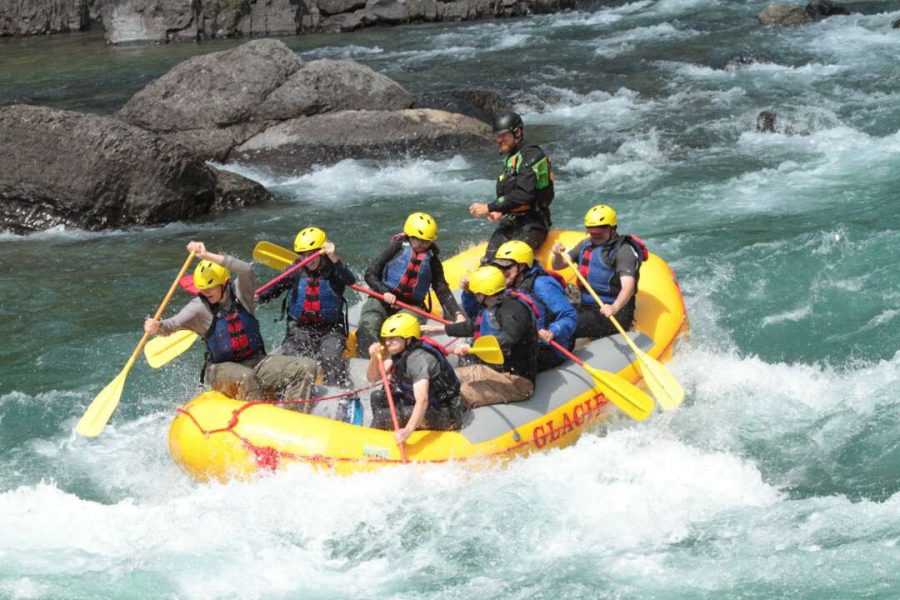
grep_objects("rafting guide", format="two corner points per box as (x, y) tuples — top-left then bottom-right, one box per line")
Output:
(469, 111), (555, 263)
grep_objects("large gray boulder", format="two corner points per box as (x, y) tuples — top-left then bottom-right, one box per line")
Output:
(0, 0), (87, 35)
(211, 167), (272, 212)
(413, 89), (511, 125)
(0, 105), (269, 234)
(118, 40), (414, 159)
(255, 58), (414, 120)
(117, 39), (303, 132)
(232, 108), (492, 173)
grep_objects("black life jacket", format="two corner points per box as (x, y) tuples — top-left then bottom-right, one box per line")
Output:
(392, 338), (461, 409)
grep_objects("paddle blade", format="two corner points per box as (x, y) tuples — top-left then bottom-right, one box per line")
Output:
(469, 335), (504, 365)
(144, 330), (199, 368)
(585, 365), (655, 421)
(637, 351), (685, 410)
(179, 274), (199, 295)
(75, 370), (127, 437)
(253, 241), (297, 270)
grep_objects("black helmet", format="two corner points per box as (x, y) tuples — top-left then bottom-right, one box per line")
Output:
(493, 111), (524, 135)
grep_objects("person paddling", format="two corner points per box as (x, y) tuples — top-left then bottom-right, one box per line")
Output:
(144, 241), (316, 406)
(551, 204), (645, 339)
(365, 313), (465, 443)
(423, 265), (538, 408)
(357, 212), (466, 358)
(493, 240), (576, 371)
(256, 227), (356, 389)
(468, 111), (555, 263)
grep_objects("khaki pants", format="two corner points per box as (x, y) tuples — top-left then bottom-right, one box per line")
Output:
(206, 355), (317, 412)
(455, 364), (534, 409)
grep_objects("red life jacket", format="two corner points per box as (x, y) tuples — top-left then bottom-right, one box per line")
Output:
(299, 276), (322, 324)
(392, 251), (428, 300)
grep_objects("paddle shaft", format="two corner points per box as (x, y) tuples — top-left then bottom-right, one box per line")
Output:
(75, 251), (195, 437)
(132, 252), (197, 367)
(376, 356), (408, 463)
(255, 250), (324, 296)
(549, 339), (590, 367)
(349, 284), (451, 325)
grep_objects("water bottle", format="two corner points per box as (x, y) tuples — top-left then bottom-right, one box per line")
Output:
(336, 395), (363, 425)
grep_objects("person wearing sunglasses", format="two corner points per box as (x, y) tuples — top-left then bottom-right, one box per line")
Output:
(493, 240), (576, 371)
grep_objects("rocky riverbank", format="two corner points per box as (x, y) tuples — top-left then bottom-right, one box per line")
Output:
(0, 39), (496, 234)
(1, 0), (575, 44)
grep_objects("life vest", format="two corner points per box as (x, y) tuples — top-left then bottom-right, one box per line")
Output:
(287, 270), (343, 325)
(577, 235), (646, 305)
(474, 290), (540, 339)
(473, 292), (539, 379)
(496, 143), (555, 216)
(517, 266), (566, 330)
(392, 338), (461, 409)
(381, 235), (433, 304)
(202, 284), (266, 364)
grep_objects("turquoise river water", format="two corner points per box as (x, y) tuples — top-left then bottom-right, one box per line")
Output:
(2, 0), (900, 597)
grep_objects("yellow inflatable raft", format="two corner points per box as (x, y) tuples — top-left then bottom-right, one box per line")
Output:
(168, 230), (688, 481)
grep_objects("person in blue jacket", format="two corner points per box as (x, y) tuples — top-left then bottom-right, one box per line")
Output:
(257, 227), (356, 388)
(492, 240), (576, 371)
(424, 265), (538, 408)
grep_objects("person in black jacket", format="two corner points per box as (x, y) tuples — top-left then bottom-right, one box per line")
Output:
(356, 212), (465, 358)
(257, 227), (356, 388)
(423, 265), (538, 408)
(468, 111), (555, 263)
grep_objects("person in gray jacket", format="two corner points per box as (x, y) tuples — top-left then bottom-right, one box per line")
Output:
(144, 241), (316, 408)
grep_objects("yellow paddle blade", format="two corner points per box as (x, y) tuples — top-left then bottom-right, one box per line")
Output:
(469, 335), (503, 365)
(253, 241), (297, 270)
(583, 364), (655, 421)
(560, 250), (684, 411)
(75, 369), (128, 437)
(637, 350), (685, 410)
(144, 330), (199, 368)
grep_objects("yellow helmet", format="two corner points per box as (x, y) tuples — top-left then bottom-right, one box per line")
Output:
(494, 240), (534, 267)
(468, 265), (507, 296)
(380, 312), (421, 339)
(193, 260), (230, 290)
(403, 212), (438, 241)
(294, 227), (327, 253)
(584, 204), (618, 228)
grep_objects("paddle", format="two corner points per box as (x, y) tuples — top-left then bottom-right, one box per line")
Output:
(145, 249), (326, 368)
(75, 252), (196, 438)
(467, 335), (503, 365)
(253, 240), (297, 270)
(549, 340), (654, 421)
(256, 249), (324, 296)
(144, 329), (198, 368)
(375, 348), (408, 463)
(348, 284), (450, 326)
(560, 251), (684, 410)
